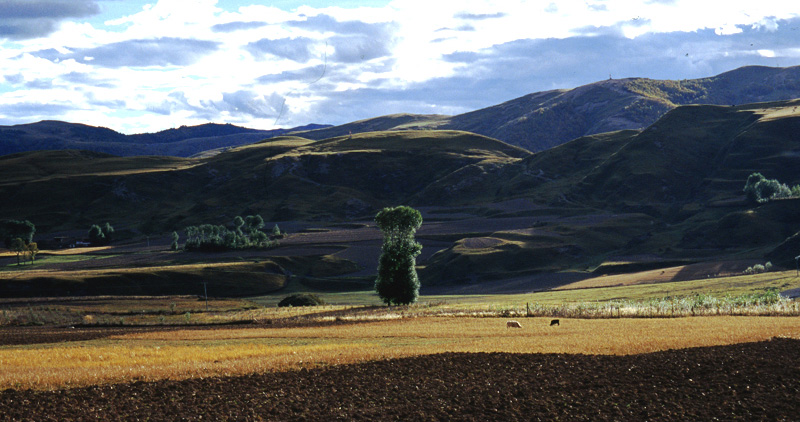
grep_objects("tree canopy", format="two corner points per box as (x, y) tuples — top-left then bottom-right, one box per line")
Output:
(743, 173), (795, 204)
(2, 220), (35, 249)
(374, 206), (423, 305)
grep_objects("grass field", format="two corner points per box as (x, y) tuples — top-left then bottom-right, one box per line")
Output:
(1, 316), (798, 391)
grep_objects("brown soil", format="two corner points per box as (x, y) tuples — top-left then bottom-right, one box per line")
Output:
(1, 338), (798, 421)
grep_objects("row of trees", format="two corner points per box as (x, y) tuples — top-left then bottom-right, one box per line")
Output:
(184, 215), (280, 252)
(743, 173), (800, 204)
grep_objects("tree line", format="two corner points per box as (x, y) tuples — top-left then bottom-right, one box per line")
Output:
(743, 172), (800, 204)
(184, 215), (280, 252)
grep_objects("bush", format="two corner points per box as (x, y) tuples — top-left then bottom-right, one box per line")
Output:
(278, 293), (326, 307)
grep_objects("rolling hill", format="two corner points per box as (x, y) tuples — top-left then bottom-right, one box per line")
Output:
(2, 98), (800, 286)
(0, 131), (529, 232)
(0, 121), (330, 157)
(296, 65), (800, 152)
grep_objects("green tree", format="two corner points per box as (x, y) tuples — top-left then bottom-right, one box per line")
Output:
(743, 172), (792, 203)
(88, 224), (105, 246)
(744, 173), (766, 203)
(170, 231), (180, 251)
(374, 206), (423, 305)
(245, 215), (265, 232)
(9, 238), (25, 265)
(271, 224), (281, 237)
(233, 216), (245, 235)
(102, 222), (115, 243)
(2, 220), (35, 249)
(25, 242), (38, 265)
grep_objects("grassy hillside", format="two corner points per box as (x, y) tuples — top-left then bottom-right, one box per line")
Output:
(0, 131), (529, 232)
(2, 101), (799, 286)
(297, 65), (800, 152)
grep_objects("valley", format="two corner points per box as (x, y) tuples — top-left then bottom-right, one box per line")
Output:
(1, 66), (800, 420)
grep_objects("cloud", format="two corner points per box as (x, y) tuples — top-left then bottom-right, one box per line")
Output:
(4, 74), (24, 84)
(216, 90), (286, 118)
(288, 13), (387, 36)
(454, 12), (507, 20)
(257, 65), (328, 84)
(24, 79), (54, 89)
(287, 14), (398, 63)
(329, 34), (394, 63)
(211, 21), (268, 33)
(0, 0), (100, 40)
(247, 37), (316, 62)
(29, 38), (220, 67)
(149, 90), (287, 121)
(61, 72), (116, 88)
(0, 102), (74, 120)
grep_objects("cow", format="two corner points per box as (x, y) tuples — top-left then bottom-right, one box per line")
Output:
(550, 319), (560, 326)
(506, 320), (523, 328)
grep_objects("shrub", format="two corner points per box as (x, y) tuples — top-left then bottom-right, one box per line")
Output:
(278, 293), (326, 307)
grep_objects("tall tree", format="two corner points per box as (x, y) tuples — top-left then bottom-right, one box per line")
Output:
(170, 231), (180, 251)
(9, 238), (25, 265)
(374, 206), (423, 305)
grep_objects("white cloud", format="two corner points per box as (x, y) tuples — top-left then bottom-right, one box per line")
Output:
(0, 0), (799, 134)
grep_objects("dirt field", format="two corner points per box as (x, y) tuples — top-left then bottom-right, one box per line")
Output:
(0, 338), (797, 421)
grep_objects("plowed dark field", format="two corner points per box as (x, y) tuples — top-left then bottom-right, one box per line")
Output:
(2, 338), (798, 421)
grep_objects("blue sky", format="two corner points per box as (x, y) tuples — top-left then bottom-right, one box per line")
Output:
(1, 0), (799, 134)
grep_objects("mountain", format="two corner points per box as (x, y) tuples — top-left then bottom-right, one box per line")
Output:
(2, 65), (798, 158)
(416, 98), (800, 283)
(2, 98), (799, 285)
(296, 65), (800, 152)
(0, 121), (331, 157)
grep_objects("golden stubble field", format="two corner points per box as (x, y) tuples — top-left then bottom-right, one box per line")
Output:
(2, 315), (799, 391)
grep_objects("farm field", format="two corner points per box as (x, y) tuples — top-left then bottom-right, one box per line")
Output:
(2, 204), (800, 419)
(1, 315), (799, 391)
(0, 319), (798, 420)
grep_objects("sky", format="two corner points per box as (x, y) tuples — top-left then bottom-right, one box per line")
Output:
(1, 0), (799, 134)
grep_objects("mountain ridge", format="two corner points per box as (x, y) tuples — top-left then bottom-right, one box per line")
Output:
(3, 65), (800, 157)
(295, 65), (800, 152)
(0, 121), (331, 157)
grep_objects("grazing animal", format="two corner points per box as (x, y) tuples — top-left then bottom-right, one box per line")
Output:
(550, 319), (560, 326)
(506, 320), (522, 328)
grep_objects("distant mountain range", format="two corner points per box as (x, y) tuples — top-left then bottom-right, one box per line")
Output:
(0, 121), (330, 157)
(1, 65), (799, 157)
